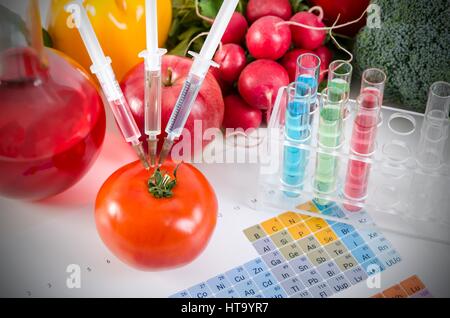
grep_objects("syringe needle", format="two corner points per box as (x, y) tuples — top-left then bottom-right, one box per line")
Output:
(133, 142), (150, 170)
(147, 137), (158, 167)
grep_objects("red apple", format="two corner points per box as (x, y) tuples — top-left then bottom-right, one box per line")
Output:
(213, 43), (247, 83)
(121, 55), (224, 159)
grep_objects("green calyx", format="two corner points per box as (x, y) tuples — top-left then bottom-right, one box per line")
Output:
(147, 163), (181, 199)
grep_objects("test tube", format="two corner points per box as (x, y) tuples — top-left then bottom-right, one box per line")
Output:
(314, 87), (346, 203)
(296, 53), (320, 111)
(416, 81), (450, 169)
(282, 82), (312, 195)
(360, 68), (386, 105)
(327, 60), (353, 104)
(343, 92), (380, 211)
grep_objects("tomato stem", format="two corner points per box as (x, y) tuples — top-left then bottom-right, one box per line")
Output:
(147, 163), (182, 198)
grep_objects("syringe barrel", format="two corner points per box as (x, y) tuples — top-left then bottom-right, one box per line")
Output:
(165, 73), (204, 138)
(91, 61), (141, 144)
(144, 69), (162, 137)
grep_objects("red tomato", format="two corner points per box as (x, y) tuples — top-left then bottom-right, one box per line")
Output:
(95, 161), (218, 270)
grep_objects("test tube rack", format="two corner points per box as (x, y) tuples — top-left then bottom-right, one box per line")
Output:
(256, 94), (450, 244)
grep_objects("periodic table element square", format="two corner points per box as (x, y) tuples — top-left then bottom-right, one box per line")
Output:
(307, 247), (331, 266)
(261, 217), (284, 235)
(296, 201), (319, 214)
(317, 260), (341, 279)
(411, 289), (433, 298)
(308, 281), (334, 298)
(305, 217), (329, 232)
(279, 242), (302, 261)
(253, 271), (278, 291)
(341, 231), (365, 250)
(352, 244), (376, 264)
(335, 253), (358, 271)
(270, 229), (293, 248)
(188, 282), (213, 298)
(289, 255), (314, 274)
(292, 289), (313, 298)
(382, 284), (408, 298)
(400, 275), (426, 296)
(378, 249), (402, 269)
(253, 237), (277, 255)
(216, 288), (239, 298)
(367, 236), (392, 254)
(320, 203), (346, 218)
(262, 284), (288, 298)
(262, 250), (285, 268)
(362, 257), (386, 276)
(324, 240), (348, 259)
(243, 224), (266, 242)
(297, 235), (321, 253)
(225, 266), (249, 285)
(277, 211), (303, 227)
(288, 223), (311, 240)
(314, 227), (339, 245)
(299, 268), (323, 287)
(281, 277), (306, 296)
(344, 266), (368, 285)
(207, 274), (232, 294)
(331, 222), (356, 238)
(169, 290), (190, 298)
(271, 263), (295, 282)
(358, 228), (382, 243)
(234, 279), (262, 298)
(327, 274), (351, 294)
(244, 258), (268, 276)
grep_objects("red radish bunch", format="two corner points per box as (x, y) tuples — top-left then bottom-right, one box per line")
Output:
(213, 3), (334, 131)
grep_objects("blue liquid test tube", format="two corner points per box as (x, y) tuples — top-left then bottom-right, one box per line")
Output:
(282, 82), (312, 196)
(296, 53), (321, 117)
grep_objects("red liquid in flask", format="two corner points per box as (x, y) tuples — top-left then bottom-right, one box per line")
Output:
(343, 92), (380, 211)
(0, 47), (106, 200)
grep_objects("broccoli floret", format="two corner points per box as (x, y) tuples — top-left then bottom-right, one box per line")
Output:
(353, 0), (450, 112)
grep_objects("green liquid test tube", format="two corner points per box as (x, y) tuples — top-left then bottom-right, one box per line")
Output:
(314, 87), (345, 204)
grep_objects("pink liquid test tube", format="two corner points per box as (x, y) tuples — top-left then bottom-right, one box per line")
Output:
(343, 92), (381, 211)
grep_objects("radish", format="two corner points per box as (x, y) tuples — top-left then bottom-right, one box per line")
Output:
(289, 11), (327, 50)
(238, 59), (289, 111)
(210, 67), (232, 95)
(223, 95), (262, 130)
(221, 12), (248, 44)
(314, 46), (333, 67)
(246, 0), (292, 23)
(246, 16), (291, 60)
(314, 46), (333, 82)
(280, 48), (314, 82)
(213, 43), (247, 83)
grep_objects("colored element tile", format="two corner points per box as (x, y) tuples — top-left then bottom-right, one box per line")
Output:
(244, 258), (268, 276)
(288, 223), (311, 240)
(341, 231), (365, 250)
(331, 222), (355, 238)
(216, 288), (239, 298)
(262, 250), (285, 268)
(297, 201), (319, 214)
(279, 243), (303, 260)
(335, 253), (358, 272)
(253, 271), (277, 290)
(271, 229), (294, 248)
(234, 279), (262, 298)
(327, 274), (351, 293)
(188, 282), (213, 298)
(278, 211), (302, 226)
(253, 237), (277, 255)
(243, 224), (266, 242)
(299, 268), (323, 287)
(400, 275), (426, 296)
(317, 261), (340, 279)
(344, 266), (368, 285)
(225, 266), (249, 285)
(297, 235), (320, 253)
(261, 217), (284, 234)
(315, 227), (338, 245)
(289, 255), (314, 274)
(309, 282), (333, 298)
(352, 244), (376, 264)
(271, 263), (295, 282)
(207, 274), (232, 294)
(305, 217), (329, 232)
(262, 284), (287, 298)
(382, 285), (408, 298)
(324, 240), (348, 259)
(307, 247), (331, 266)
(281, 277), (306, 295)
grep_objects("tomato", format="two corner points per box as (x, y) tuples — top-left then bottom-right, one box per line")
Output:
(95, 161), (218, 270)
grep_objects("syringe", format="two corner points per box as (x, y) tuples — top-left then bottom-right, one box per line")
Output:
(158, 0), (239, 166)
(67, 1), (150, 170)
(138, 0), (167, 167)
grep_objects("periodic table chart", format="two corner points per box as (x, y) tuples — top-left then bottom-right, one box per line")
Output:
(170, 200), (422, 299)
